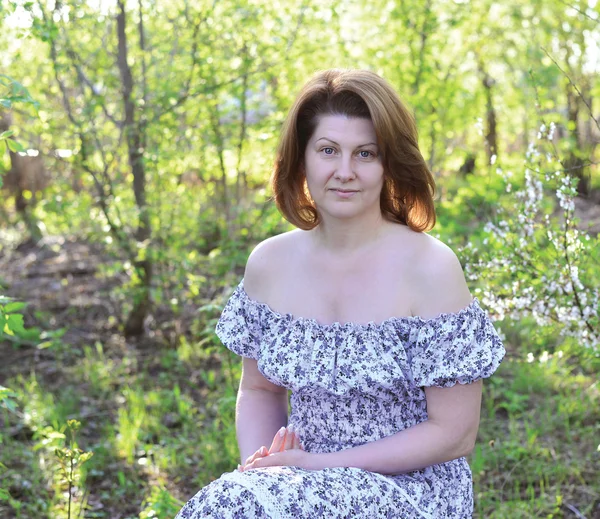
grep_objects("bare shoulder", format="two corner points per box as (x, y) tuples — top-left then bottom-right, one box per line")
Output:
(243, 229), (304, 300)
(405, 231), (474, 319)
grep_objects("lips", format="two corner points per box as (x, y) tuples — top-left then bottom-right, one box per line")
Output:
(330, 188), (359, 199)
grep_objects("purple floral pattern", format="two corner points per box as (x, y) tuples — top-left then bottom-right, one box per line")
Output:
(176, 280), (506, 518)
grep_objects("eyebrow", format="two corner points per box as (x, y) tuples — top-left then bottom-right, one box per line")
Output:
(315, 137), (378, 147)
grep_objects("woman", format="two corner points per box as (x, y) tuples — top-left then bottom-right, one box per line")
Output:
(176, 69), (505, 518)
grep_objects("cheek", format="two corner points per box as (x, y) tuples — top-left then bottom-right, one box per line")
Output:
(303, 174), (320, 201)
(304, 162), (328, 186)
(364, 166), (385, 189)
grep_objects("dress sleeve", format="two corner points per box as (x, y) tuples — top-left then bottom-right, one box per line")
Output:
(407, 298), (506, 388)
(214, 281), (262, 360)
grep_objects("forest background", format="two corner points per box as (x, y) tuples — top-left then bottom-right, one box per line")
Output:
(0, 0), (599, 517)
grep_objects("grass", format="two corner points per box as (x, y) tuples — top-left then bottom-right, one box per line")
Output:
(474, 345), (600, 518)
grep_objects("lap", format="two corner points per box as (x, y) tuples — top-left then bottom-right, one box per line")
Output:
(175, 466), (441, 519)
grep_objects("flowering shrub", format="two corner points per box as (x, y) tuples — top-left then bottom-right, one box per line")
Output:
(460, 122), (599, 353)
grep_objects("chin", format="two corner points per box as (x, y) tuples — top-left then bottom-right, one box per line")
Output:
(318, 204), (373, 221)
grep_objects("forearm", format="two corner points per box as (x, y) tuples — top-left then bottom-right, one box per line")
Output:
(236, 387), (288, 462)
(311, 419), (474, 475)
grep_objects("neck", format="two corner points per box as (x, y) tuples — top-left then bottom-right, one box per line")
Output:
(312, 209), (389, 254)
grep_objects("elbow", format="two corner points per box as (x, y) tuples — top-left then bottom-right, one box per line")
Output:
(456, 430), (478, 458)
(460, 440), (476, 457)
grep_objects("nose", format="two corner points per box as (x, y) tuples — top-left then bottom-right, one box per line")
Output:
(334, 155), (356, 182)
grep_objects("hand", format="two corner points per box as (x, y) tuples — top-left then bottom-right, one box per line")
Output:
(238, 425), (303, 472)
(240, 447), (317, 472)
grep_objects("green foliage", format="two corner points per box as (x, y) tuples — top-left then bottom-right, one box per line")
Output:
(0, 385), (19, 417)
(474, 350), (599, 517)
(0, 74), (38, 167)
(54, 420), (94, 519)
(139, 486), (183, 519)
(1, 0), (599, 516)
(0, 74), (39, 111)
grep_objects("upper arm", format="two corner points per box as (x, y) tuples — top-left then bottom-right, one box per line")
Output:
(243, 235), (282, 301)
(424, 381), (483, 454)
(240, 237), (287, 395)
(240, 357), (288, 395)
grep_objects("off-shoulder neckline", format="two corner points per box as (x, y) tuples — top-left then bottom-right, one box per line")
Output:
(236, 279), (482, 331)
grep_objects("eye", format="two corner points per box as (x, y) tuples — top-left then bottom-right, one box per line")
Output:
(358, 150), (373, 159)
(321, 147), (335, 155)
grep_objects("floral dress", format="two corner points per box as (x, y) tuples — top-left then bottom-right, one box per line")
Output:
(176, 279), (506, 519)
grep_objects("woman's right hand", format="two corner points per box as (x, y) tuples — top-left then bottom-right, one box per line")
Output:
(238, 425), (303, 471)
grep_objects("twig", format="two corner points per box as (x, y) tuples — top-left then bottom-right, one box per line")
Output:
(540, 47), (600, 133)
(558, 0), (599, 22)
(77, 485), (91, 519)
(0, 334), (40, 348)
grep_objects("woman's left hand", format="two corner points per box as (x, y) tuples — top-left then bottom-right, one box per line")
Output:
(240, 448), (319, 472)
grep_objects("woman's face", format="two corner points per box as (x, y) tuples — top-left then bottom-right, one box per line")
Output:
(303, 114), (384, 222)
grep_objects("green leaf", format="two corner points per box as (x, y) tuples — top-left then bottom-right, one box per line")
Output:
(0, 388), (18, 400)
(0, 386), (19, 413)
(5, 314), (25, 335)
(79, 451), (94, 463)
(0, 130), (14, 140)
(3, 302), (26, 313)
(1, 399), (18, 413)
(6, 139), (25, 153)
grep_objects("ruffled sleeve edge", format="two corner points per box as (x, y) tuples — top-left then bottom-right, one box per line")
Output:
(214, 280), (262, 360)
(408, 299), (507, 388)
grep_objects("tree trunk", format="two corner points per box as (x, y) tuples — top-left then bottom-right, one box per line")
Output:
(481, 70), (498, 165)
(116, 0), (152, 337)
(0, 112), (43, 244)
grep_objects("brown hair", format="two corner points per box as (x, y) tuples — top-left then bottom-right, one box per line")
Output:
(271, 69), (437, 232)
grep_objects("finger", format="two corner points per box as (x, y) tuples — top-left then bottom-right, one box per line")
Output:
(292, 431), (301, 450)
(244, 452), (257, 466)
(269, 426), (286, 454)
(283, 425), (295, 451)
(290, 430), (299, 449)
(244, 446), (268, 467)
(245, 452), (280, 471)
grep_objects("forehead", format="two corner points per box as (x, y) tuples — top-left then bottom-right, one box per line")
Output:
(310, 114), (377, 144)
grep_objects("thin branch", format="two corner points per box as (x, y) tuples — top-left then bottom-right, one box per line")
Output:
(285, 0), (308, 53)
(151, 1), (219, 123)
(529, 68), (581, 176)
(38, 0), (79, 129)
(154, 1), (306, 124)
(235, 47), (249, 197)
(210, 102), (229, 224)
(64, 48), (121, 127)
(138, 0), (148, 151)
(412, 0), (433, 95)
(560, 192), (595, 335)
(558, 0), (599, 22)
(541, 46), (600, 133)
